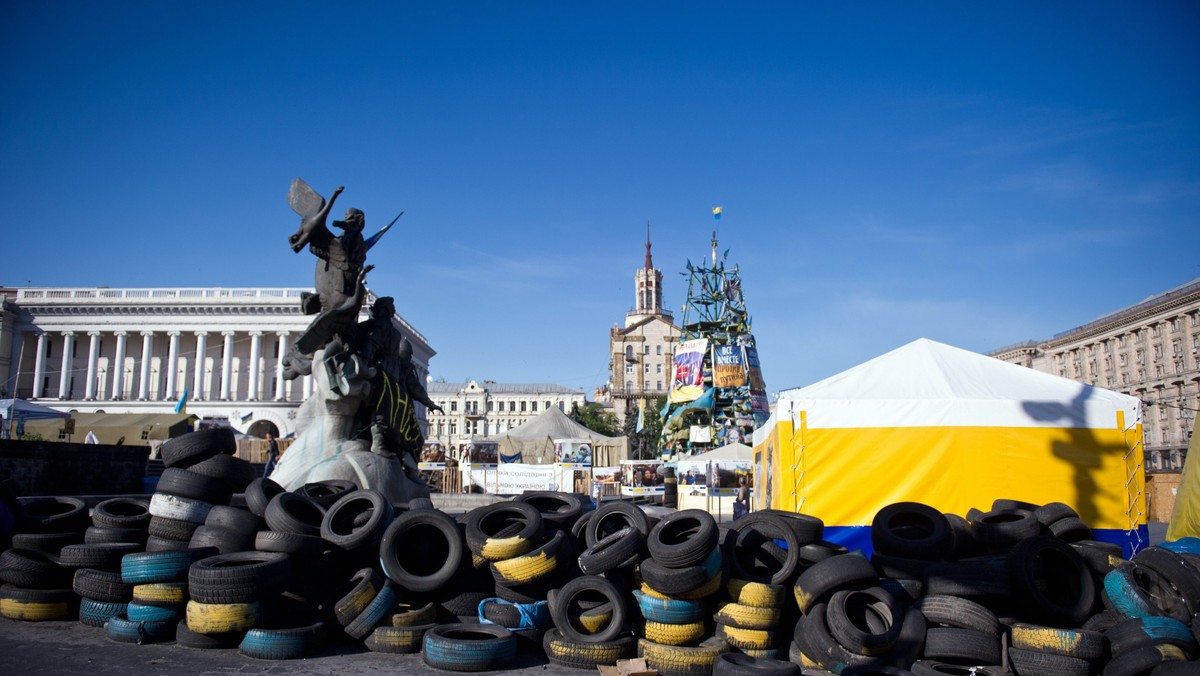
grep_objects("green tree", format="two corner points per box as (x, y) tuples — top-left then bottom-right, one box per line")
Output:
(568, 402), (622, 437)
(623, 395), (667, 460)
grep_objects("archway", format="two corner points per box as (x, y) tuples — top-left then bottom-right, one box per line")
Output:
(246, 419), (280, 439)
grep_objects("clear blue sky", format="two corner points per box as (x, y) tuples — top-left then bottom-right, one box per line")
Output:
(3, 2), (1198, 395)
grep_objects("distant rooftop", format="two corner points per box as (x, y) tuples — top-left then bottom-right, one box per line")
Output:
(427, 381), (583, 395)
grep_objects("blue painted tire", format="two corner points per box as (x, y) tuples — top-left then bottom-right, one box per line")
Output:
(127, 601), (182, 623)
(121, 547), (217, 584)
(631, 589), (707, 624)
(343, 580), (398, 641)
(106, 614), (176, 644)
(78, 598), (128, 628)
(239, 622), (326, 660)
(423, 623), (517, 672)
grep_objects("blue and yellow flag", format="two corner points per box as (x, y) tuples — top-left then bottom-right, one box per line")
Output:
(712, 206), (723, 220)
(174, 388), (189, 414)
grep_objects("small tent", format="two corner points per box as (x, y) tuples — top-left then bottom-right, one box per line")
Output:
(24, 412), (196, 446)
(0, 399), (68, 439)
(497, 406), (627, 465)
(688, 442), (753, 463)
(753, 338), (1144, 556)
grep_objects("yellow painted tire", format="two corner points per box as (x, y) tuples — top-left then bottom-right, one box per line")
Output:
(638, 636), (729, 674)
(491, 530), (564, 585)
(480, 535), (533, 562)
(716, 623), (777, 650)
(0, 597), (72, 621)
(333, 568), (383, 628)
(639, 619), (707, 646)
(576, 604), (614, 634)
(715, 601), (782, 630)
(132, 582), (188, 606)
(392, 601), (438, 627)
(726, 578), (787, 608)
(186, 600), (260, 634)
(366, 623), (435, 653)
(544, 629), (637, 669)
(1010, 623), (1107, 660)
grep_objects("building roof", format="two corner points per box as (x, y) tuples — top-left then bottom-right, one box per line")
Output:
(426, 382), (583, 395)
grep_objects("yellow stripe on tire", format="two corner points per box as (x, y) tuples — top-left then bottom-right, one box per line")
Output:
(492, 550), (557, 585)
(638, 636), (729, 673)
(640, 619), (706, 646)
(716, 623), (776, 650)
(186, 600), (260, 634)
(0, 599), (71, 621)
(132, 582), (187, 605)
(725, 578), (787, 608)
(715, 601), (782, 630)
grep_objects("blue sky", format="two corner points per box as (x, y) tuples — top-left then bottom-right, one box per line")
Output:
(2, 2), (1198, 395)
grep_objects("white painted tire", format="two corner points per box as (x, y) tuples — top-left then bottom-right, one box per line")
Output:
(149, 493), (213, 524)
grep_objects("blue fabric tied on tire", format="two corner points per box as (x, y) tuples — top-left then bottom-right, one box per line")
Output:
(477, 597), (551, 630)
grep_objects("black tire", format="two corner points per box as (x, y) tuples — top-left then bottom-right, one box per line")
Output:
(793, 552), (877, 614)
(320, 489), (393, 553)
(1005, 647), (1090, 676)
(84, 525), (149, 545)
(159, 428), (236, 467)
(640, 548), (721, 596)
(726, 512), (802, 586)
(243, 477), (285, 517)
(380, 508), (464, 593)
(712, 652), (802, 676)
(890, 606), (927, 669)
(970, 508), (1040, 551)
(156, 467), (233, 504)
(188, 551), (290, 604)
(1009, 622), (1108, 659)
(423, 622), (517, 672)
(148, 515), (203, 541)
(254, 529), (328, 555)
(825, 586), (902, 656)
(188, 524), (255, 555)
(17, 496), (90, 533)
(144, 535), (194, 552)
(91, 497), (152, 528)
(647, 508), (719, 568)
(1134, 546), (1200, 619)
(923, 560), (1011, 599)
(490, 528), (567, 586)
(343, 580), (398, 641)
(73, 567), (134, 602)
(1074, 539), (1124, 575)
(9, 531), (83, 554)
(552, 574), (628, 644)
(871, 502), (953, 560)
(910, 661), (1006, 676)
(586, 501), (652, 547)
(79, 597), (129, 627)
(204, 505), (263, 535)
(579, 525), (643, 575)
(514, 491), (584, 531)
(366, 623), (434, 653)
(1106, 615), (1197, 657)
(464, 501), (544, 561)
(922, 627), (1002, 665)
(106, 614), (175, 644)
(1048, 517), (1093, 542)
(175, 618), (243, 649)
(188, 453), (258, 491)
(0, 548), (71, 588)
(333, 567), (385, 628)
(263, 492), (326, 536)
(914, 594), (1001, 636)
(1033, 501), (1079, 526)
(793, 603), (885, 673)
(59, 542), (142, 571)
(1008, 534), (1096, 626)
(757, 509), (824, 545)
(944, 512), (981, 559)
(1103, 643), (1190, 676)
(296, 479), (358, 507)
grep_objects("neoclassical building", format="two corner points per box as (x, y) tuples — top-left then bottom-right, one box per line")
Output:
(425, 380), (586, 446)
(602, 229), (682, 425)
(991, 278), (1200, 472)
(0, 286), (434, 439)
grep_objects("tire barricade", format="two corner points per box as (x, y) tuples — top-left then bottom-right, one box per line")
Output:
(2, 430), (1200, 673)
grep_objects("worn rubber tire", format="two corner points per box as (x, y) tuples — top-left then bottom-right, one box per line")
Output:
(793, 552), (877, 615)
(239, 621), (326, 659)
(91, 497), (152, 528)
(159, 428), (236, 467)
(552, 574), (628, 644)
(243, 477), (285, 517)
(825, 586), (902, 656)
(320, 489), (393, 553)
(871, 501), (953, 560)
(422, 622), (517, 672)
(187, 551), (290, 604)
(73, 567), (135, 602)
(379, 508), (464, 593)
(263, 492), (326, 537)
(647, 509), (719, 568)
(586, 501), (652, 547)
(544, 629), (637, 669)
(17, 496), (90, 534)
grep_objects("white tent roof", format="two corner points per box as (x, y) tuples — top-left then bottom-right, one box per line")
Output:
(688, 442), (753, 462)
(0, 399), (67, 421)
(775, 338), (1140, 430)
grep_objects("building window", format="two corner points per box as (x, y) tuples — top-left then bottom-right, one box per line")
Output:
(450, 401), (458, 412)
(656, 345), (663, 355)
(644, 364), (650, 373)
(487, 401), (494, 412)
(626, 364), (635, 374)
(1120, 354), (1128, 367)
(544, 401), (551, 410)
(531, 401), (538, 412)
(1151, 325), (1160, 338)
(509, 401), (516, 412)
(521, 401), (527, 412)
(656, 380), (662, 390)
(558, 402), (565, 411)
(449, 423), (457, 435)
(625, 381), (633, 393)
(626, 346), (634, 359)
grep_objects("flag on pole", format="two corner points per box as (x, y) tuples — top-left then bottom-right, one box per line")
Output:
(712, 206), (723, 220)
(174, 388), (189, 414)
(240, 411), (253, 423)
(636, 403), (645, 434)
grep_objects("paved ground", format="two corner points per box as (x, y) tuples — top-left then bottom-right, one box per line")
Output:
(0, 619), (567, 676)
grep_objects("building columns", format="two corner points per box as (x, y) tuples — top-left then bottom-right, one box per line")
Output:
(193, 332), (208, 400)
(138, 331), (154, 401)
(85, 331), (101, 400)
(57, 331), (74, 399)
(165, 331), (180, 400)
(111, 331), (128, 400)
(247, 331), (262, 402)
(274, 332), (289, 401)
(31, 333), (47, 399)
(220, 331), (235, 401)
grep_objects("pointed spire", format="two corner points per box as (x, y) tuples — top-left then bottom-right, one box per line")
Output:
(644, 221), (653, 270)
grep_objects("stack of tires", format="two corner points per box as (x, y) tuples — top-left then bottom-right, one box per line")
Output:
(0, 496), (92, 622)
(149, 428), (256, 552)
(114, 547), (214, 644)
(546, 574), (636, 670)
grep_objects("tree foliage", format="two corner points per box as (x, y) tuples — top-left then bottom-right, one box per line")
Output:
(623, 395), (667, 460)
(568, 402), (622, 437)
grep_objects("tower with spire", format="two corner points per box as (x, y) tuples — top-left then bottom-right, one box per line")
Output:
(604, 224), (682, 428)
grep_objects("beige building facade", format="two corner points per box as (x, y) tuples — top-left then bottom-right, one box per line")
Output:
(991, 279), (1200, 472)
(0, 286), (434, 440)
(424, 380), (586, 447)
(602, 231), (682, 425)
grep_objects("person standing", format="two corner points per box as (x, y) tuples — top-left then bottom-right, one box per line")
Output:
(734, 475), (750, 519)
(263, 433), (280, 478)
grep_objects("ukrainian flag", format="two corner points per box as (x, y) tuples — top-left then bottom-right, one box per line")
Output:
(712, 206), (723, 220)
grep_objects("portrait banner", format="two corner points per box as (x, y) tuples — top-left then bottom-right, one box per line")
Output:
(669, 338), (709, 403)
